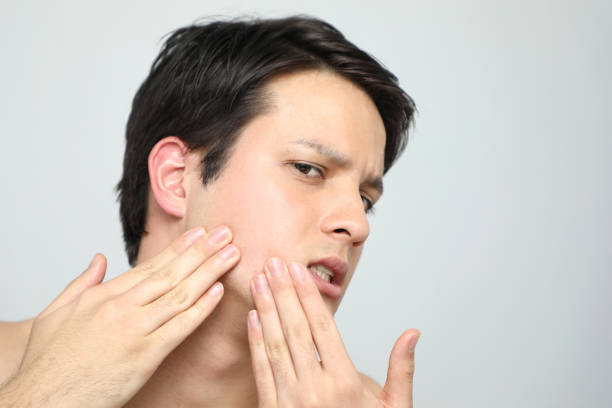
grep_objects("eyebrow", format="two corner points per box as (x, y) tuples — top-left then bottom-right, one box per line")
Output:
(290, 138), (384, 196)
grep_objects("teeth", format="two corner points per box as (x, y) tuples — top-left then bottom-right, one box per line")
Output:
(309, 264), (334, 283)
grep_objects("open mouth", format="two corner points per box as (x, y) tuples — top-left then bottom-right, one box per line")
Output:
(306, 258), (347, 299)
(309, 264), (334, 283)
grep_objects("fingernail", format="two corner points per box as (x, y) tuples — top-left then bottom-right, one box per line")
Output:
(184, 227), (206, 245)
(408, 332), (421, 352)
(248, 310), (261, 329)
(219, 245), (238, 260)
(254, 274), (269, 293)
(209, 282), (223, 297)
(209, 226), (230, 244)
(266, 258), (284, 277)
(288, 262), (305, 281)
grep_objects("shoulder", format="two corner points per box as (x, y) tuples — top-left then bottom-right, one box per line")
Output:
(359, 372), (383, 394)
(0, 319), (33, 385)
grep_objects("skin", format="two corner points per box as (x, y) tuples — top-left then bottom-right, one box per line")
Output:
(248, 259), (420, 407)
(139, 69), (384, 314)
(129, 69), (418, 407)
(0, 69), (419, 407)
(0, 320), (32, 384)
(0, 255), (106, 386)
(0, 230), (240, 407)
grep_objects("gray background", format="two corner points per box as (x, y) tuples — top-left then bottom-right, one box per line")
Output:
(1, 1), (610, 407)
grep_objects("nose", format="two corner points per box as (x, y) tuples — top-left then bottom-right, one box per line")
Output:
(320, 190), (370, 247)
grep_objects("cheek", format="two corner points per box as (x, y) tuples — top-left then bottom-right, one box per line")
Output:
(212, 173), (314, 278)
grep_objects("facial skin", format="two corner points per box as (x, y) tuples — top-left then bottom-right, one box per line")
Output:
(140, 69), (386, 315)
(125, 68), (388, 407)
(188, 70), (385, 314)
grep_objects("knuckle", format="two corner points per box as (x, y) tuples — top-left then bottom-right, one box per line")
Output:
(265, 339), (286, 362)
(121, 334), (148, 356)
(255, 298), (275, 314)
(253, 360), (269, 378)
(274, 281), (293, 294)
(152, 267), (178, 288)
(336, 377), (359, 399)
(165, 286), (192, 308)
(334, 377), (349, 392)
(209, 254), (227, 269)
(98, 299), (121, 321)
(122, 321), (141, 339)
(130, 261), (159, 283)
(310, 314), (331, 334)
(169, 309), (193, 330)
(194, 236), (214, 256)
(189, 301), (208, 317)
(209, 248), (238, 271)
(136, 260), (157, 276)
(190, 301), (211, 319)
(302, 393), (321, 408)
(168, 239), (184, 256)
(305, 390), (326, 408)
(286, 323), (309, 342)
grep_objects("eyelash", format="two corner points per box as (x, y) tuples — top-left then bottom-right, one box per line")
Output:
(291, 162), (376, 215)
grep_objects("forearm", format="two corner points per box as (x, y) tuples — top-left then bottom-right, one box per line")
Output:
(0, 358), (89, 408)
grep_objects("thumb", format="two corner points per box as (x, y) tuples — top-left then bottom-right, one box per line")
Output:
(39, 253), (107, 317)
(381, 329), (420, 408)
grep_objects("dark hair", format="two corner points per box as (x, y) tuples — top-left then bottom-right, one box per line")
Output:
(116, 15), (416, 266)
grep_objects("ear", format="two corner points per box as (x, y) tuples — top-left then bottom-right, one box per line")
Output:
(148, 136), (190, 218)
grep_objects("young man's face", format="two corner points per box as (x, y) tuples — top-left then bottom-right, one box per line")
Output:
(184, 69), (386, 313)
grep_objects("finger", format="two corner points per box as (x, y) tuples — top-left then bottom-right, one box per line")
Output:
(102, 226), (207, 295)
(264, 258), (321, 378)
(287, 262), (352, 372)
(39, 253), (107, 318)
(149, 282), (224, 359)
(381, 329), (420, 408)
(141, 244), (240, 334)
(247, 310), (277, 407)
(124, 225), (232, 305)
(250, 272), (297, 389)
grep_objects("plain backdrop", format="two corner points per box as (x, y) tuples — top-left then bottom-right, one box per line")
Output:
(1, 1), (610, 407)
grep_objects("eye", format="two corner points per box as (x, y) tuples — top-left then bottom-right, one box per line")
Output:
(291, 161), (376, 214)
(361, 196), (376, 215)
(292, 162), (323, 178)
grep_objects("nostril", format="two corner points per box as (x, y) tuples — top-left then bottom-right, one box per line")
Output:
(333, 228), (350, 236)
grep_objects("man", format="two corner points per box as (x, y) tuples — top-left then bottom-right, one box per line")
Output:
(0, 15), (419, 407)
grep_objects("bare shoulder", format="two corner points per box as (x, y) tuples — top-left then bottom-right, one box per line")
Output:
(0, 319), (33, 385)
(359, 372), (383, 394)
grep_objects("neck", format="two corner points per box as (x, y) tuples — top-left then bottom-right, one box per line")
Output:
(125, 289), (258, 407)
(130, 203), (259, 407)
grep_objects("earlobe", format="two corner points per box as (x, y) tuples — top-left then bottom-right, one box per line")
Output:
(148, 136), (189, 218)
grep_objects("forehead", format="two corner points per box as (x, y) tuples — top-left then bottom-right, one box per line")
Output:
(240, 69), (386, 175)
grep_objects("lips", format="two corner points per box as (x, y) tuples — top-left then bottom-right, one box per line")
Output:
(307, 256), (347, 300)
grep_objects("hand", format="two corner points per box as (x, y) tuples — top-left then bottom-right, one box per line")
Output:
(0, 252), (107, 385)
(18, 253), (108, 370)
(247, 258), (420, 407)
(0, 226), (239, 408)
